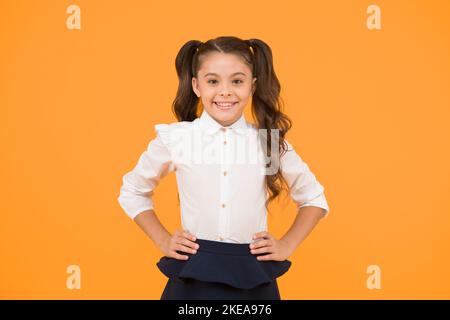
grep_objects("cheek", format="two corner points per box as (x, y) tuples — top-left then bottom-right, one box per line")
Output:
(202, 91), (216, 101)
(238, 85), (253, 97)
(196, 85), (213, 99)
(237, 92), (252, 103)
(236, 102), (247, 113)
(199, 92), (214, 105)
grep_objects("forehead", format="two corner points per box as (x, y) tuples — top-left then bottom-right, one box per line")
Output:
(198, 52), (252, 77)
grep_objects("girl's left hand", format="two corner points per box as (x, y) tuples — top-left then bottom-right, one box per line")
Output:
(249, 231), (293, 261)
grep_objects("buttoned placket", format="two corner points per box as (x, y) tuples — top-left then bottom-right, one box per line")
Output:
(217, 126), (231, 242)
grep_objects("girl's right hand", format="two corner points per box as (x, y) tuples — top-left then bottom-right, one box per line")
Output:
(160, 229), (200, 260)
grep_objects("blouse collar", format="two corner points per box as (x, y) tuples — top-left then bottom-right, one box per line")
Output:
(198, 109), (248, 135)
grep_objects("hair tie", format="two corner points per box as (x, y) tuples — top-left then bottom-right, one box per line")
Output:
(196, 41), (204, 52)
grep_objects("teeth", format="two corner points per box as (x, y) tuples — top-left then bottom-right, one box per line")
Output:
(215, 102), (236, 107)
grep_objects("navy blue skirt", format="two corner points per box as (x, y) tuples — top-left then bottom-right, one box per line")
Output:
(156, 238), (292, 300)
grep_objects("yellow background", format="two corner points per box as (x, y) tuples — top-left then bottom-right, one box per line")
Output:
(1, 0), (449, 299)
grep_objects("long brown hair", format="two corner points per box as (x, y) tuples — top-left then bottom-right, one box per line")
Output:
(172, 36), (292, 213)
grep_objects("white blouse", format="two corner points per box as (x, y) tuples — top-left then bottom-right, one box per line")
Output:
(117, 109), (330, 244)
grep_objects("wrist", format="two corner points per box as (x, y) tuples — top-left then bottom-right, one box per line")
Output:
(280, 237), (296, 256)
(155, 232), (171, 250)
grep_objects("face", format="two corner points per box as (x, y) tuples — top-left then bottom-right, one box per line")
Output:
(192, 52), (257, 127)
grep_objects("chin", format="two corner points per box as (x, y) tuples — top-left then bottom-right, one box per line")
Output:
(207, 110), (237, 125)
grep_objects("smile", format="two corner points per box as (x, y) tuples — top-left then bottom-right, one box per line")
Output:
(214, 101), (238, 110)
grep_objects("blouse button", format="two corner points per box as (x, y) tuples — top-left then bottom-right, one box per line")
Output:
(222, 203), (226, 208)
(218, 236), (223, 241)
(223, 171), (227, 176)
(221, 127), (226, 132)
(223, 140), (227, 145)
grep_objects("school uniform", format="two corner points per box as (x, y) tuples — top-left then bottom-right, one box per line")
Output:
(118, 109), (330, 300)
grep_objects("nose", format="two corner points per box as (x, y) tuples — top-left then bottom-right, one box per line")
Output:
(219, 84), (232, 96)
(219, 92), (232, 98)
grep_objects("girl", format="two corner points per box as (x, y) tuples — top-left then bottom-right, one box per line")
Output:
(118, 36), (330, 300)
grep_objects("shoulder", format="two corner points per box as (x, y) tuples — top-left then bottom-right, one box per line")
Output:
(154, 120), (195, 147)
(283, 138), (294, 152)
(280, 138), (298, 166)
(154, 120), (194, 132)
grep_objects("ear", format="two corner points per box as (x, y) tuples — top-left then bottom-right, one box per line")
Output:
(252, 77), (257, 95)
(192, 77), (200, 97)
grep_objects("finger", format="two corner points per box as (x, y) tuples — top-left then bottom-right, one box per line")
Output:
(251, 246), (273, 255)
(171, 251), (189, 260)
(182, 230), (197, 242)
(179, 232), (199, 249)
(249, 239), (270, 249)
(173, 232), (189, 244)
(178, 237), (200, 250)
(256, 253), (274, 261)
(253, 231), (270, 240)
(175, 243), (198, 255)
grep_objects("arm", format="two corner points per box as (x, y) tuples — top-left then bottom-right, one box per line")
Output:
(118, 125), (198, 259)
(250, 139), (331, 260)
(134, 209), (198, 259)
(117, 127), (174, 221)
(133, 209), (171, 249)
(279, 139), (330, 249)
(251, 205), (327, 261)
(280, 206), (327, 255)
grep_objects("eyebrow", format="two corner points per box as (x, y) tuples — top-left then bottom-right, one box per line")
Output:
(203, 72), (247, 77)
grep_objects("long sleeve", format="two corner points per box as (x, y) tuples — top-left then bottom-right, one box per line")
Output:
(117, 126), (175, 220)
(280, 140), (330, 218)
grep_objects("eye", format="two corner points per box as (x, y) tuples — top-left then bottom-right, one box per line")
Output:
(207, 79), (244, 85)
